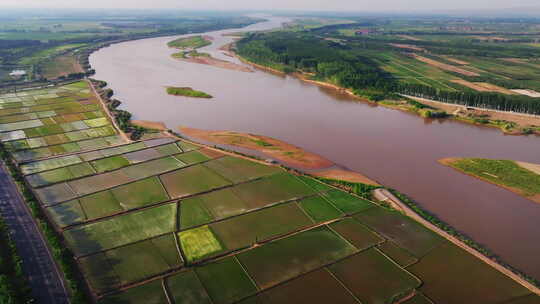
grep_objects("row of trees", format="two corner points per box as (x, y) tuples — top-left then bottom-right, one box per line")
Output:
(397, 83), (540, 115)
(236, 32), (396, 94)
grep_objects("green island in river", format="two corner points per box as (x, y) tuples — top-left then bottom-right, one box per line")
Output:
(440, 158), (540, 204)
(167, 86), (213, 98)
(167, 35), (212, 49)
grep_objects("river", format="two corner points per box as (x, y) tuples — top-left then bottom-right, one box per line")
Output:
(90, 16), (540, 280)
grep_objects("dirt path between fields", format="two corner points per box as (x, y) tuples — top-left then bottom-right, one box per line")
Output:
(87, 78), (131, 143)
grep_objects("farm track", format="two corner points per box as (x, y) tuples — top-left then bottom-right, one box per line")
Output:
(0, 163), (70, 304)
(87, 78), (131, 144)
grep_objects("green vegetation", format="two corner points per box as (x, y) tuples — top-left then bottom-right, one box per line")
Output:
(297, 195), (343, 223)
(167, 87), (213, 99)
(0, 13), (259, 84)
(195, 257), (258, 304)
(236, 20), (540, 115)
(237, 226), (358, 289)
(179, 226), (225, 263)
(168, 36), (212, 49)
(166, 270), (212, 304)
(0, 76), (536, 303)
(409, 242), (531, 304)
(444, 158), (540, 199)
(328, 218), (384, 249)
(329, 248), (421, 304)
(355, 206), (444, 257)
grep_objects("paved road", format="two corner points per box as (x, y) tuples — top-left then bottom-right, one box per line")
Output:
(0, 163), (69, 304)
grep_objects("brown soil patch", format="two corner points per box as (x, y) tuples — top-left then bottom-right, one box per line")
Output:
(501, 58), (527, 64)
(311, 169), (379, 186)
(389, 43), (426, 52)
(451, 80), (516, 95)
(451, 79), (492, 92)
(42, 54), (84, 80)
(179, 126), (334, 170)
(410, 54), (479, 76)
(475, 82), (517, 95)
(131, 120), (168, 131)
(175, 56), (253, 73)
(442, 56), (470, 65)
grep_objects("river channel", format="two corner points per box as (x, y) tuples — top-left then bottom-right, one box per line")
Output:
(90, 16), (540, 280)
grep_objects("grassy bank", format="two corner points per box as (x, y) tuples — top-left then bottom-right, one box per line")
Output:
(167, 87), (213, 98)
(440, 158), (540, 203)
(0, 215), (33, 304)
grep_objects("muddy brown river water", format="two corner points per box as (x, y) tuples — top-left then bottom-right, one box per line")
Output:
(90, 16), (540, 280)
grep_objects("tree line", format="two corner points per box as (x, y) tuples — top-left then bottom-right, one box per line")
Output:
(237, 32), (540, 115)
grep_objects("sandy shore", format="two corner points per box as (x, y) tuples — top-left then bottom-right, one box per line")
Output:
(439, 157), (540, 204)
(175, 56), (253, 73)
(179, 126), (380, 184)
(180, 126), (333, 169)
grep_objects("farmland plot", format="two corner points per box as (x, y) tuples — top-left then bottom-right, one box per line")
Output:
(328, 248), (421, 304)
(237, 226), (357, 289)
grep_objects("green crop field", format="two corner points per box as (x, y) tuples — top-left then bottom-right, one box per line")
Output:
(354, 207), (444, 258)
(297, 195), (343, 223)
(377, 241), (419, 267)
(329, 248), (421, 304)
(195, 257), (258, 304)
(33, 137), (534, 303)
(179, 225), (225, 263)
(322, 189), (375, 214)
(166, 270), (213, 304)
(210, 203), (314, 251)
(241, 269), (359, 304)
(2, 82), (533, 303)
(328, 218), (384, 250)
(409, 242), (531, 304)
(161, 164), (232, 198)
(237, 226), (358, 289)
(0, 81), (123, 162)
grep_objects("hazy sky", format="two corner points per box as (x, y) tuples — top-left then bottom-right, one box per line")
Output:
(1, 0), (539, 11)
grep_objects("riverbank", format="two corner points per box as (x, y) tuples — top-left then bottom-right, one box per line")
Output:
(440, 157), (540, 204)
(232, 49), (540, 136)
